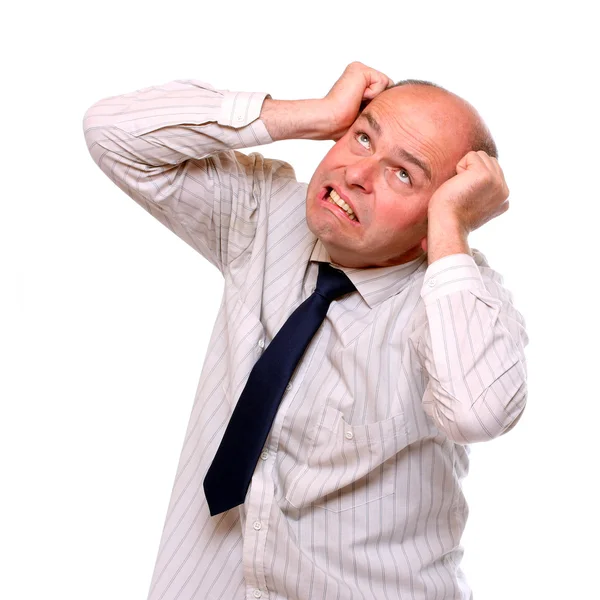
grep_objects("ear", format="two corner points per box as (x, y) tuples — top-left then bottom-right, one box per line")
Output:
(420, 237), (428, 253)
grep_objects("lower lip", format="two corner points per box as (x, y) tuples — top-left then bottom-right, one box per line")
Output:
(318, 190), (359, 225)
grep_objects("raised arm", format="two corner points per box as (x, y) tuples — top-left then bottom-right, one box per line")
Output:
(83, 80), (275, 271)
(82, 63), (392, 271)
(260, 61), (393, 142)
(411, 151), (528, 444)
(412, 252), (528, 444)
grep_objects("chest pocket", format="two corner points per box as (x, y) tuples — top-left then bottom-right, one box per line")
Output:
(284, 404), (409, 513)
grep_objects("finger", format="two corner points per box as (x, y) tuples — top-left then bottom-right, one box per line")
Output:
(456, 150), (484, 173)
(484, 155), (501, 176)
(490, 157), (505, 180)
(496, 199), (510, 217)
(363, 71), (394, 98)
(479, 153), (508, 190)
(476, 150), (496, 172)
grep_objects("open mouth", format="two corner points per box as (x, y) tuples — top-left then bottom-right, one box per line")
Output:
(323, 187), (358, 222)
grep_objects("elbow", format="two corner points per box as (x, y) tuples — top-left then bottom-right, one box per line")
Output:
(82, 102), (108, 158)
(82, 99), (97, 135)
(429, 368), (528, 445)
(82, 96), (129, 162)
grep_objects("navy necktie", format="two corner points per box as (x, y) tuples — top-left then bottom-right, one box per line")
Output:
(203, 262), (356, 516)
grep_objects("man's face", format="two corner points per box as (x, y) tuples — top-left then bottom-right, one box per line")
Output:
(305, 85), (474, 268)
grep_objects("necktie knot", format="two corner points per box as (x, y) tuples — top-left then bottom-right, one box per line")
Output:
(315, 262), (356, 302)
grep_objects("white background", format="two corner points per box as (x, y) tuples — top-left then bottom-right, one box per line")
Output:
(1, 1), (598, 598)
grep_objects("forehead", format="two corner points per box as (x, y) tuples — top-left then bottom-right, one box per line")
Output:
(371, 85), (471, 129)
(361, 86), (474, 169)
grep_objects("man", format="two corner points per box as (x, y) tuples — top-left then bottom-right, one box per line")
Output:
(83, 62), (528, 600)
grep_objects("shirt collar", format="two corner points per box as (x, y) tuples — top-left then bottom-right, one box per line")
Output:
(309, 239), (428, 308)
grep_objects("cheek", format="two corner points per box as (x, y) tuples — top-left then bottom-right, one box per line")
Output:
(374, 200), (428, 236)
(321, 151), (342, 174)
(309, 149), (339, 189)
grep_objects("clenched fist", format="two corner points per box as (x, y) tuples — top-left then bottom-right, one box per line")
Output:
(430, 150), (509, 231)
(424, 151), (510, 261)
(260, 62), (393, 142)
(323, 61), (394, 140)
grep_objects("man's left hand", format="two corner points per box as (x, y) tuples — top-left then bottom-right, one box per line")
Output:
(422, 151), (510, 260)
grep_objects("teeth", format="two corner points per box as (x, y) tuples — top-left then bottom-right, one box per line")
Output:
(330, 189), (352, 212)
(328, 189), (357, 220)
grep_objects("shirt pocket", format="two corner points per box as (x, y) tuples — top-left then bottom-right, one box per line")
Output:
(284, 404), (408, 513)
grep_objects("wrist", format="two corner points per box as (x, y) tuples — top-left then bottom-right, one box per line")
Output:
(426, 211), (471, 264)
(260, 98), (336, 142)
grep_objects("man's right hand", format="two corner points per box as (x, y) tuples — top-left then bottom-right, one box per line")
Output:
(260, 62), (394, 143)
(322, 62), (395, 140)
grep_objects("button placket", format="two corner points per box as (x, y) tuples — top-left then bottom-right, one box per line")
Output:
(242, 449), (273, 600)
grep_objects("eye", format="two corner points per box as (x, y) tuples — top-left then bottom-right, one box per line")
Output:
(396, 169), (411, 185)
(356, 131), (371, 149)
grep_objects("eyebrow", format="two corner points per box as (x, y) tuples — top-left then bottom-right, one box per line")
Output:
(360, 111), (432, 182)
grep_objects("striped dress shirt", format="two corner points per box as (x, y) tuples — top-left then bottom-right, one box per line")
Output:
(83, 79), (528, 600)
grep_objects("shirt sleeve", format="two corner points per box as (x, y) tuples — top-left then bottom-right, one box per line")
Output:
(411, 252), (528, 444)
(82, 79), (285, 272)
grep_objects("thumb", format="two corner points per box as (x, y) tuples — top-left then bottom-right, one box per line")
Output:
(363, 75), (394, 99)
(455, 151), (481, 174)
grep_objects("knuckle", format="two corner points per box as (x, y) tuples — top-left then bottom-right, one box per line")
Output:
(482, 172), (494, 186)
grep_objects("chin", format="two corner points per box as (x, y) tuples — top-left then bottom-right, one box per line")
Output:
(313, 235), (365, 267)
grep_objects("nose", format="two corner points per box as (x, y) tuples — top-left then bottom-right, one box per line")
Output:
(344, 156), (377, 193)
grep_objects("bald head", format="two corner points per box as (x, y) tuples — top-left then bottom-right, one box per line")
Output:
(389, 79), (498, 159)
(306, 74), (500, 267)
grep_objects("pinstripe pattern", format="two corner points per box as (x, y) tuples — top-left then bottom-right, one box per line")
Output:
(83, 79), (528, 600)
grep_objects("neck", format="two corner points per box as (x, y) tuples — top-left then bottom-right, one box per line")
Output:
(325, 244), (426, 269)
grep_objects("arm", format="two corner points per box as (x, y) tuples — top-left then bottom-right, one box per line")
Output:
(82, 64), (393, 271)
(412, 151), (527, 443)
(260, 61), (394, 142)
(82, 80), (274, 272)
(412, 252), (528, 444)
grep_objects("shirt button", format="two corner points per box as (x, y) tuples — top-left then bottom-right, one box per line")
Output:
(428, 278), (436, 287)
(253, 521), (262, 530)
(236, 114), (243, 121)
(260, 451), (269, 460)
(286, 383), (293, 391)
(345, 431), (354, 440)
(257, 339), (265, 349)
(253, 590), (262, 598)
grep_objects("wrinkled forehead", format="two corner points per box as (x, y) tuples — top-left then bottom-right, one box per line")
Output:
(370, 85), (474, 137)
(364, 86), (475, 166)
